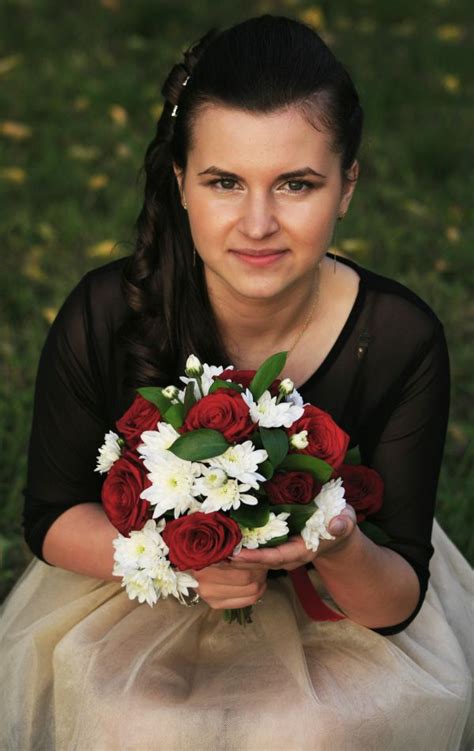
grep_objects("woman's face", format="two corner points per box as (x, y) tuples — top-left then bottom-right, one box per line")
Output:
(175, 104), (358, 302)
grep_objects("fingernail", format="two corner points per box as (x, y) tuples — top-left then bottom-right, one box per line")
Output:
(331, 520), (346, 535)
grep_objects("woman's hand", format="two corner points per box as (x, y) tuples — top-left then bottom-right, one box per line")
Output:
(228, 505), (357, 572)
(189, 561), (267, 610)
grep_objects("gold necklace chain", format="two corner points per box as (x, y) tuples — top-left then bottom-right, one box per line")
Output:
(286, 263), (321, 358)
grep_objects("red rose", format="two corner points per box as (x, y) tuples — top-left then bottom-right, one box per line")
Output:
(162, 512), (242, 571)
(102, 452), (151, 535)
(265, 471), (321, 505)
(182, 390), (254, 443)
(219, 369), (281, 396)
(116, 394), (161, 450)
(338, 464), (384, 521)
(288, 405), (349, 469)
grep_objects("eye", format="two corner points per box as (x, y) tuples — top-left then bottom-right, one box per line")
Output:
(285, 180), (315, 193)
(209, 177), (239, 190)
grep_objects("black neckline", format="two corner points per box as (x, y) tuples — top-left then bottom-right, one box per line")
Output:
(297, 253), (367, 396)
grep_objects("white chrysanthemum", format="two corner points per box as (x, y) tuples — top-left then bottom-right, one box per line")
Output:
(121, 570), (159, 606)
(162, 385), (180, 401)
(138, 422), (181, 456)
(284, 388), (304, 407)
(175, 571), (200, 603)
(238, 512), (290, 550)
(289, 430), (309, 450)
(205, 442), (268, 489)
(140, 452), (202, 518)
(315, 477), (346, 523)
(279, 378), (294, 396)
(242, 389), (304, 428)
(193, 466), (228, 496)
(95, 430), (122, 473)
(180, 363), (233, 399)
(112, 519), (168, 576)
(200, 478), (257, 513)
(301, 508), (327, 552)
(301, 478), (347, 552)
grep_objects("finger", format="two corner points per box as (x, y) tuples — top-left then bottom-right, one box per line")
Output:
(230, 537), (309, 568)
(199, 582), (267, 608)
(191, 567), (267, 587)
(204, 582), (267, 610)
(328, 506), (357, 537)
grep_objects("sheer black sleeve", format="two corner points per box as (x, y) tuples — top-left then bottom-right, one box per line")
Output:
(22, 262), (127, 561)
(360, 321), (450, 634)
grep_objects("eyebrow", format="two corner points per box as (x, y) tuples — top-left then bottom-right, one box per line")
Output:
(197, 165), (327, 180)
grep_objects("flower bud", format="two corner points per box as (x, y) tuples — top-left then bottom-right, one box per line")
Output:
(185, 354), (203, 377)
(279, 378), (294, 396)
(162, 385), (179, 400)
(289, 430), (309, 450)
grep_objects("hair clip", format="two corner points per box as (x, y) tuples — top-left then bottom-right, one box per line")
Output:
(183, 75), (190, 86)
(171, 105), (178, 118)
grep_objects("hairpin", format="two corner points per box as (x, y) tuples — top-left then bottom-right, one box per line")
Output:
(171, 75), (191, 118)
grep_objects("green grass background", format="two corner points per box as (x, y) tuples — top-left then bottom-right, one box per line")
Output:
(1, 0), (472, 599)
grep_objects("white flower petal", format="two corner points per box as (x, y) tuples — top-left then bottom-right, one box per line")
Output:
(95, 430), (122, 473)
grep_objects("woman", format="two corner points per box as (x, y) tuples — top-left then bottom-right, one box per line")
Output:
(0, 15), (471, 750)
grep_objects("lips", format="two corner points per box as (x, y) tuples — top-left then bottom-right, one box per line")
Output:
(229, 249), (288, 267)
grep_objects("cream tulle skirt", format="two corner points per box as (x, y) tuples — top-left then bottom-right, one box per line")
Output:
(0, 519), (472, 751)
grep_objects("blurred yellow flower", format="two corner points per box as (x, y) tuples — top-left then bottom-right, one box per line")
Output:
(357, 18), (377, 34)
(433, 258), (449, 273)
(116, 143), (132, 159)
(445, 226), (461, 243)
(88, 174), (109, 190)
(22, 246), (45, 282)
(0, 55), (22, 76)
(391, 21), (416, 37)
(73, 96), (90, 111)
(436, 25), (463, 41)
(299, 7), (325, 30)
(69, 144), (100, 161)
(0, 166), (26, 183)
(441, 74), (460, 93)
(403, 199), (429, 217)
(41, 307), (58, 324)
(109, 105), (128, 126)
(340, 238), (370, 255)
(101, 0), (121, 9)
(37, 222), (56, 241)
(87, 239), (118, 257)
(150, 103), (163, 120)
(0, 121), (32, 140)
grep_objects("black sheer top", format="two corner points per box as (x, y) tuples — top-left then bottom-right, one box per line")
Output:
(22, 254), (450, 635)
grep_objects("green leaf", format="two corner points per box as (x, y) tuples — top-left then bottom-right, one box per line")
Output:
(343, 445), (362, 465)
(250, 430), (264, 449)
(358, 520), (391, 545)
(270, 504), (315, 533)
(260, 534), (289, 548)
(280, 454), (332, 483)
(260, 427), (289, 468)
(259, 460), (274, 480)
(183, 382), (197, 414)
(163, 402), (185, 430)
(169, 429), (229, 461)
(249, 351), (287, 401)
(208, 379), (243, 394)
(231, 502), (270, 529)
(137, 386), (170, 414)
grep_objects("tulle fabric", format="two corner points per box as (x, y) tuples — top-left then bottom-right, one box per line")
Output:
(0, 520), (472, 751)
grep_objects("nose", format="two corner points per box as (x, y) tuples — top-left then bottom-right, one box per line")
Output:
(237, 191), (279, 240)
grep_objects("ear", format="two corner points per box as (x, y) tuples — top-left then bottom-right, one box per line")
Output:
(173, 163), (185, 199)
(338, 160), (359, 217)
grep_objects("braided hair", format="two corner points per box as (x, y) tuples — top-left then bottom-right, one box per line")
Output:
(120, 15), (363, 389)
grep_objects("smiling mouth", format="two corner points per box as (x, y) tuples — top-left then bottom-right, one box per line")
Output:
(229, 248), (288, 257)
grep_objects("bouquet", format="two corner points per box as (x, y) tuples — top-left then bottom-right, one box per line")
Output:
(96, 352), (384, 624)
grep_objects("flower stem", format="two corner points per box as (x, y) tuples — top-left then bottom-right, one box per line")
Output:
(223, 606), (253, 625)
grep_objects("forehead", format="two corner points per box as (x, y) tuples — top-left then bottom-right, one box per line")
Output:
(187, 104), (339, 176)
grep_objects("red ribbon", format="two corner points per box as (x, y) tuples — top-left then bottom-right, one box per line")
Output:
(289, 566), (346, 622)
